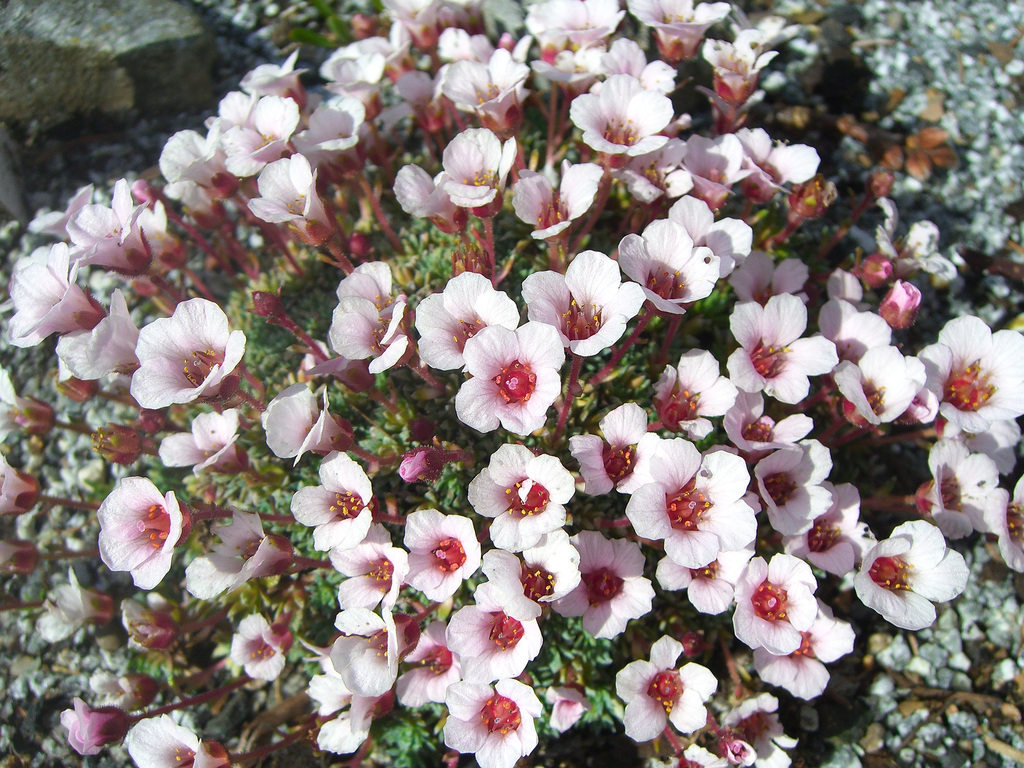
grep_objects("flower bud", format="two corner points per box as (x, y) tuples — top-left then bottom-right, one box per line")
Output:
(92, 424), (143, 465)
(122, 601), (179, 650)
(136, 409), (167, 433)
(0, 539), (38, 574)
(13, 396), (54, 435)
(856, 252), (894, 288)
(251, 290), (290, 325)
(122, 674), (160, 709)
(679, 631), (705, 658)
(349, 231), (373, 260)
(57, 376), (99, 403)
(60, 699), (131, 756)
(868, 169), (895, 199)
(787, 175), (837, 220)
(879, 279), (922, 329)
(1, 464), (39, 516)
(398, 446), (445, 483)
(452, 242), (489, 278)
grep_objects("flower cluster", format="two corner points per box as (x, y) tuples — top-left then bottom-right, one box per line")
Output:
(2, 2), (1018, 768)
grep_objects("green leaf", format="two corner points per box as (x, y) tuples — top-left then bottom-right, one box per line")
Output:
(288, 27), (335, 47)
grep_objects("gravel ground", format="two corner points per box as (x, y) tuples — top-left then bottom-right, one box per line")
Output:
(1, 0), (1022, 766)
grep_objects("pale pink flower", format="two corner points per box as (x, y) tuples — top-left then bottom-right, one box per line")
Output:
(456, 322), (565, 435)
(126, 717), (229, 768)
(240, 50), (307, 103)
(878, 279), (922, 330)
(221, 94), (300, 177)
(66, 179), (149, 274)
(817, 299), (892, 363)
(414, 272), (519, 370)
(478, 530), (582, 620)
(184, 511), (292, 599)
(121, 595), (178, 650)
(159, 409), (247, 475)
(7, 243), (105, 348)
(729, 251), (808, 305)
(826, 268), (863, 304)
(919, 315), (1024, 433)
(56, 289), (139, 380)
(261, 384), (352, 463)
(159, 126), (233, 198)
(654, 349), (738, 438)
(667, 195), (752, 276)
(248, 154), (334, 245)
(618, 219), (720, 315)
(569, 402), (661, 495)
(97, 477), (182, 590)
(854, 520), (969, 631)
(917, 439), (1001, 539)
(384, 0), (443, 48)
(554, 531), (655, 639)
(627, 0), (732, 63)
(615, 138), (693, 203)
(330, 608), (400, 697)
(291, 451), (375, 552)
(954, 417), (1021, 475)
(333, 524), (409, 610)
(307, 672), (378, 755)
(530, 47), (605, 93)
(446, 587), (543, 683)
(29, 183), (93, 238)
(600, 38), (677, 94)
(443, 679), (542, 768)
(230, 614), (293, 681)
(682, 134), (750, 211)
(727, 294), (838, 404)
(570, 74), (673, 159)
(720, 693), (798, 766)
(89, 672), (158, 710)
(403, 508), (481, 601)
(36, 567), (114, 643)
(985, 478), (1023, 572)
(834, 346), (926, 425)
(783, 482), (873, 576)
(679, 745), (729, 768)
(438, 27), (496, 62)
(753, 601), (855, 700)
(512, 162), (604, 239)
(732, 554), (818, 655)
(442, 48), (530, 136)
(616, 636), (717, 741)
(874, 198), (956, 281)
(394, 165), (467, 233)
(628, 441), (756, 567)
(396, 620), (462, 706)
(525, 0), (624, 57)
(468, 443), (574, 551)
(292, 98), (366, 177)
(755, 440), (834, 536)
(546, 686), (590, 732)
(705, 36), (781, 108)
(522, 250), (646, 356)
(60, 698), (130, 756)
(329, 262), (410, 374)
(656, 547), (754, 615)
(442, 128), (517, 213)
(130, 298), (246, 409)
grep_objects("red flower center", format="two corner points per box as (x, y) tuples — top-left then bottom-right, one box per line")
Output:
(868, 555), (911, 591)
(944, 363), (994, 412)
(369, 558), (394, 590)
(488, 612), (524, 650)
(423, 646), (454, 675)
(793, 631), (814, 657)
(690, 561), (718, 580)
(494, 361), (536, 403)
(661, 388), (701, 427)
(520, 564), (556, 601)
(750, 342), (785, 379)
(602, 444), (634, 483)
(602, 118), (638, 147)
(751, 580), (788, 621)
(1008, 504), (1024, 544)
(562, 299), (602, 341)
(763, 472), (796, 506)
(807, 518), (840, 552)
(742, 416), (775, 444)
(584, 567), (624, 605)
(646, 670), (682, 713)
(329, 492), (364, 521)
(508, 481), (550, 517)
(646, 265), (687, 300)
(142, 504), (171, 549)
(433, 537), (467, 572)
(182, 348), (223, 387)
(666, 477), (713, 531)
(480, 694), (522, 734)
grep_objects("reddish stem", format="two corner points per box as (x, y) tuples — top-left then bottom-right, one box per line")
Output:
(130, 677), (250, 723)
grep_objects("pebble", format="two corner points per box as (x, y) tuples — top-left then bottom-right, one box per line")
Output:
(875, 634), (913, 670)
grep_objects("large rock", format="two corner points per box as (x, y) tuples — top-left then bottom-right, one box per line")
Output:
(0, 0), (216, 126)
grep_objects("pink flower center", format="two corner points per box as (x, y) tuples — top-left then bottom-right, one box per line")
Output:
(646, 670), (682, 713)
(690, 561), (719, 580)
(488, 612), (524, 650)
(763, 472), (796, 506)
(751, 580), (788, 621)
(520, 564), (556, 601)
(248, 638), (277, 661)
(172, 748), (197, 768)
(433, 537), (467, 572)
(584, 567), (624, 605)
(182, 348), (222, 387)
(793, 631), (814, 657)
(1008, 504), (1024, 544)
(863, 381), (887, 415)
(602, 118), (638, 147)
(645, 265), (686, 300)
(742, 416), (775, 444)
(939, 473), (961, 511)
(422, 645), (454, 675)
(662, 388), (701, 425)
(750, 342), (785, 379)
(480, 694), (521, 735)
(868, 555), (911, 591)
(493, 361), (536, 403)
(539, 199), (567, 229)
(508, 481), (550, 517)
(329, 492), (364, 521)
(562, 299), (602, 341)
(944, 363), (994, 412)
(807, 518), (840, 552)
(666, 477), (713, 531)
(602, 444), (634, 484)
(369, 557), (395, 590)
(141, 504), (171, 549)
(454, 317), (484, 350)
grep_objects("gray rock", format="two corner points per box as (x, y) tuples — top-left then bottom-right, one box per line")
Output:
(876, 634), (913, 671)
(0, 0), (215, 126)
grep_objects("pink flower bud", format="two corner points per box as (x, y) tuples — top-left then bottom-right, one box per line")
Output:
(787, 175), (837, 220)
(57, 376), (99, 403)
(879, 280), (922, 329)
(399, 447), (445, 483)
(13, 396), (54, 435)
(856, 252), (894, 288)
(60, 698), (130, 755)
(92, 423), (143, 465)
(0, 539), (38, 574)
